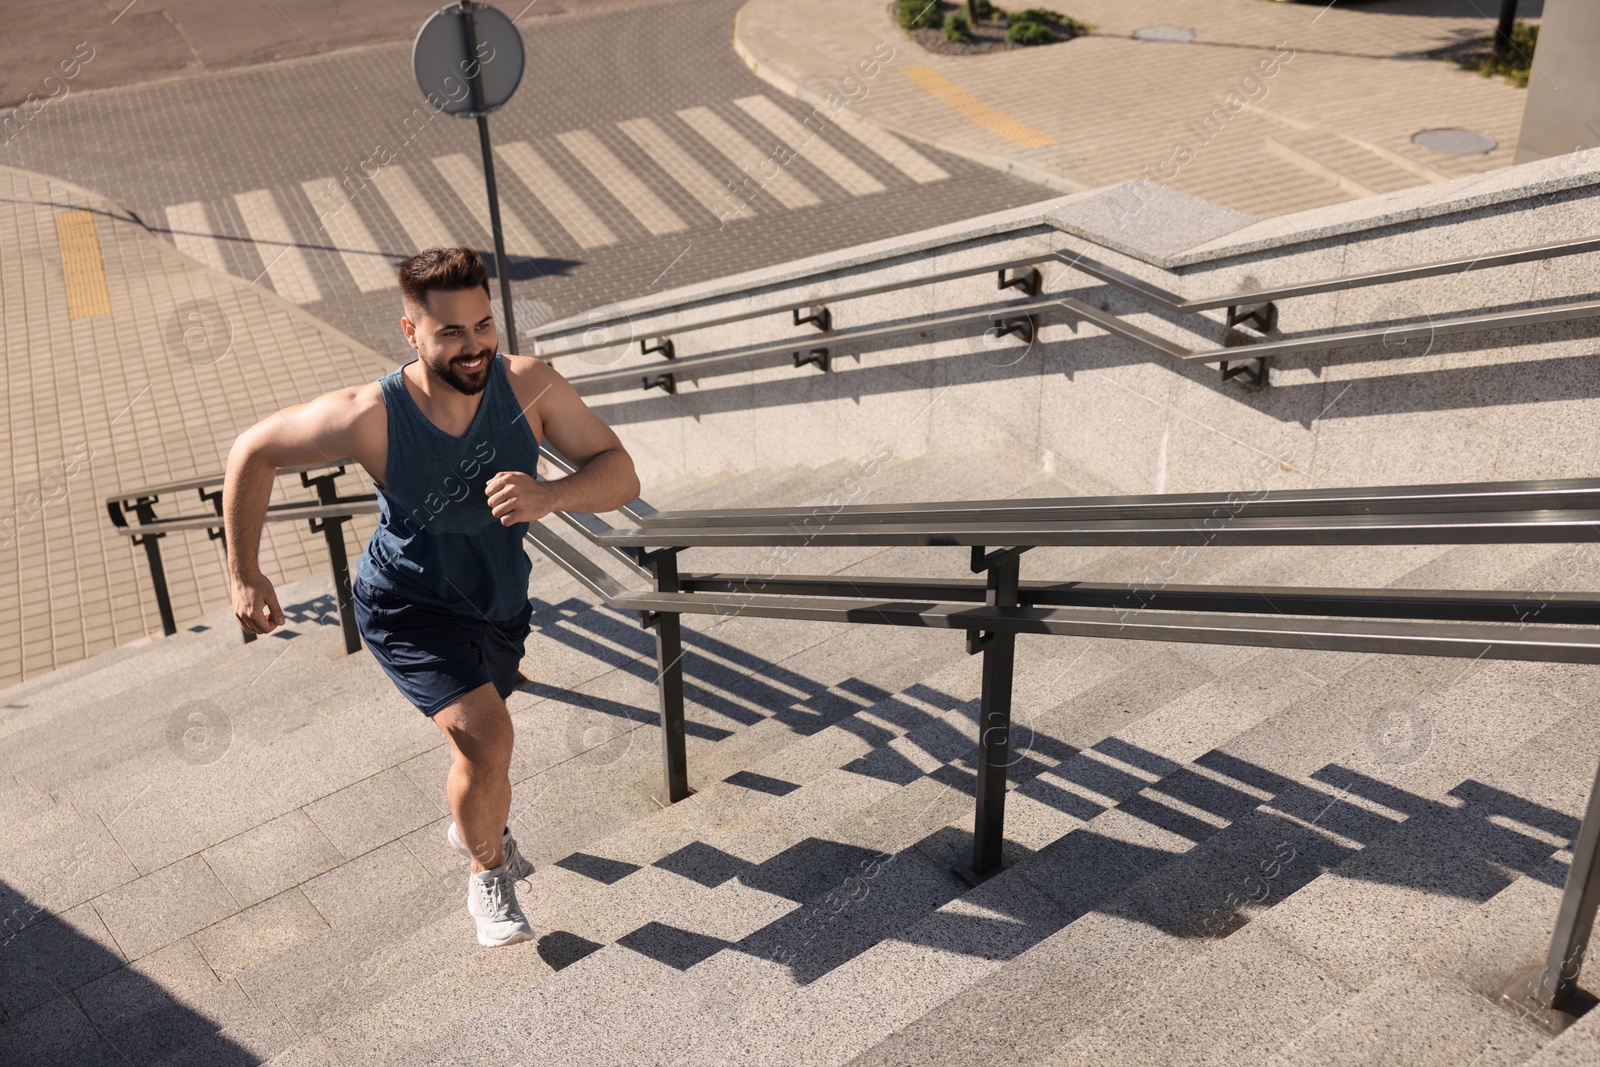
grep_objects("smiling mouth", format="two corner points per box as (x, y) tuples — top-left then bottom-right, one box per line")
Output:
(455, 355), (487, 372)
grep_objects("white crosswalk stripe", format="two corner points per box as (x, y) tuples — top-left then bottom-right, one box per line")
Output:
(820, 106), (949, 183)
(617, 117), (748, 223)
(676, 106), (820, 210)
(164, 201), (228, 273)
(157, 105), (957, 309)
(432, 153), (546, 258)
(234, 188), (322, 304)
(495, 141), (616, 249)
(733, 96), (886, 196)
(369, 164), (458, 251)
(301, 178), (398, 292)
(556, 129), (687, 236)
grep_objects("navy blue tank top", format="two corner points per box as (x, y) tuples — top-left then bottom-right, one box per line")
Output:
(356, 353), (541, 621)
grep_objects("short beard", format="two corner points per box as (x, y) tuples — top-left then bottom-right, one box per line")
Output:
(424, 347), (493, 396)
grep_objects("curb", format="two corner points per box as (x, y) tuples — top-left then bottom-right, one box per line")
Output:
(730, 6), (1091, 198)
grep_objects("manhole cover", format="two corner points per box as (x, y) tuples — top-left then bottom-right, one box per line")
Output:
(1412, 128), (1497, 155)
(1134, 25), (1196, 43)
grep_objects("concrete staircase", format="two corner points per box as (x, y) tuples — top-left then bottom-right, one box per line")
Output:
(5, 441), (1595, 1066)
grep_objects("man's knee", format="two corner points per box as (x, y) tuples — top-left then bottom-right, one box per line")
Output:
(435, 684), (514, 770)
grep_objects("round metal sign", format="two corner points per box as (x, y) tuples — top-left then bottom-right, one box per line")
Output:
(413, 3), (525, 117)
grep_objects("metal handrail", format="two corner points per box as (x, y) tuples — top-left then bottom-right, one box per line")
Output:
(108, 500), (380, 535)
(536, 232), (1600, 390)
(561, 294), (1600, 398)
(533, 223), (1600, 352)
(104, 449), (646, 652)
(1054, 234), (1600, 314)
(533, 253), (1057, 356)
(609, 588), (1600, 663)
(105, 459), (363, 526)
(594, 508), (1600, 550)
(639, 476), (1600, 527)
(676, 573), (1600, 625)
(565, 297), (1059, 396)
(586, 472), (1600, 1011)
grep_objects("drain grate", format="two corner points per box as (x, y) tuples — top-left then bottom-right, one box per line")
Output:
(1412, 128), (1497, 155)
(1133, 25), (1196, 43)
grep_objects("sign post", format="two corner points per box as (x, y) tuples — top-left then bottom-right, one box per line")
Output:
(413, 3), (526, 352)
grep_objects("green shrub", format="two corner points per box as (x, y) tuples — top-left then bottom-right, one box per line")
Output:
(1010, 7), (1092, 38)
(1474, 19), (1538, 88)
(943, 11), (972, 40)
(894, 0), (943, 31)
(971, 0), (1004, 20)
(1006, 18), (1054, 44)
(1010, 6), (1062, 23)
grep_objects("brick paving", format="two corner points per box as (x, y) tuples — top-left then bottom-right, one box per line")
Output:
(736, 0), (1534, 220)
(0, 167), (391, 689)
(0, 0), (1054, 365)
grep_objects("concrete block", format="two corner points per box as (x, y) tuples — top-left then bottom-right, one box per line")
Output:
(191, 887), (331, 982)
(1063, 924), (1348, 1067)
(0, 993), (126, 1066)
(90, 854), (238, 961)
(1268, 963), (1543, 1067)
(304, 765), (441, 860)
(0, 901), (124, 1018)
(201, 808), (343, 909)
(299, 840), (434, 933)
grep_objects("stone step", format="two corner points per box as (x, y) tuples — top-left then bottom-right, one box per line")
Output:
(234, 630), (1135, 1063)
(556, 653), (1405, 1066)
(218, 619), (1188, 1064)
(0, 451), (1100, 1062)
(1255, 698), (1600, 1066)
(361, 636), (1306, 1065)
(1041, 669), (1594, 1065)
(266, 529), (1403, 1063)
(846, 653), (1599, 1067)
(5, 451), (1573, 1065)
(146, 538), (1097, 1060)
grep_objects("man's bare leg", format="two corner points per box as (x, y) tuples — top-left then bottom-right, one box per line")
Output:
(432, 682), (513, 873)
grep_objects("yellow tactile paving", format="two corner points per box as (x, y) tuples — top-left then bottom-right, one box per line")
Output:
(901, 66), (1057, 150)
(0, 168), (393, 689)
(54, 210), (112, 320)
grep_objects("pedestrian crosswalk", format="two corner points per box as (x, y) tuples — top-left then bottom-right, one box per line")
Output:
(154, 95), (951, 307)
(302, 177), (396, 292)
(234, 187), (322, 304)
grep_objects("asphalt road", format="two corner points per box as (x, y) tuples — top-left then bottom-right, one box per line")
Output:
(1, 0), (1056, 362)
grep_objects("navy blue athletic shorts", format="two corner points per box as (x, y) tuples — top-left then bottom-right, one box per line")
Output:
(351, 575), (534, 717)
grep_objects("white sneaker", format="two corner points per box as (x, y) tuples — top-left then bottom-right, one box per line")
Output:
(466, 866), (535, 948)
(446, 822), (534, 880)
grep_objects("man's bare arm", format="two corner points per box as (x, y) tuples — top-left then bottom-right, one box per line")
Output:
(521, 361), (641, 513)
(224, 389), (369, 630)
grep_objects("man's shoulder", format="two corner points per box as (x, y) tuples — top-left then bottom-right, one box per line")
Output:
(500, 353), (559, 407)
(325, 378), (387, 416)
(501, 353), (553, 381)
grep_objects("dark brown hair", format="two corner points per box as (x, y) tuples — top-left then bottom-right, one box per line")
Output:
(397, 246), (490, 315)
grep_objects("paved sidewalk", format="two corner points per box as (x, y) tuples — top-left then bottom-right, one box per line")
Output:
(735, 0), (1535, 218)
(0, 165), (393, 689)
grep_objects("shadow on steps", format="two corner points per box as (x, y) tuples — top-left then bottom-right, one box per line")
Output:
(548, 739), (1580, 991)
(0, 885), (256, 1065)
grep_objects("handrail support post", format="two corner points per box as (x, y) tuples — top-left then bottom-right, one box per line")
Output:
(966, 545), (1022, 880)
(130, 496), (177, 637)
(793, 305), (832, 332)
(302, 468), (362, 656)
(998, 265), (1042, 297)
(1539, 759), (1600, 1012)
(647, 547), (692, 804)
